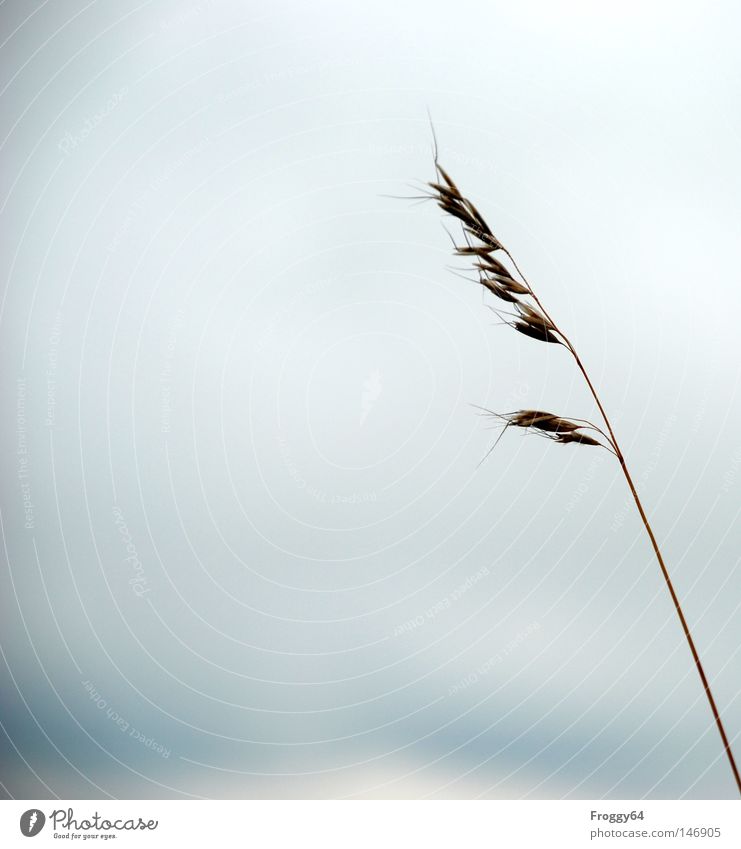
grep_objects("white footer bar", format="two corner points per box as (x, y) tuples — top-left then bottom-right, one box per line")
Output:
(2, 800), (739, 848)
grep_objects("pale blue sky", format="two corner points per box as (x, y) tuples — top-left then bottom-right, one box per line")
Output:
(1, 0), (740, 799)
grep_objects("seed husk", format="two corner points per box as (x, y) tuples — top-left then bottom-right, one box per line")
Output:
(514, 320), (561, 344)
(438, 201), (478, 230)
(476, 257), (514, 278)
(510, 410), (581, 433)
(465, 227), (501, 250)
(517, 301), (553, 328)
(455, 245), (498, 258)
(481, 278), (520, 303)
(494, 276), (530, 295)
(435, 163), (460, 193)
(429, 182), (461, 202)
(554, 432), (602, 446)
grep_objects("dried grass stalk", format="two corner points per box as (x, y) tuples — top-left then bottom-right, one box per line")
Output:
(418, 143), (741, 797)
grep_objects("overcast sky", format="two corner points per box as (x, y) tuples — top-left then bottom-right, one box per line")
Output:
(1, 0), (740, 799)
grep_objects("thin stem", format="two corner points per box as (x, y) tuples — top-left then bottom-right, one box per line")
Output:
(505, 250), (741, 797)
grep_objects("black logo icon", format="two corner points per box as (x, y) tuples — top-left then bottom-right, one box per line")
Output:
(20, 809), (46, 837)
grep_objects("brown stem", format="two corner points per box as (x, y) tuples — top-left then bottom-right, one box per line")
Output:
(505, 250), (741, 797)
